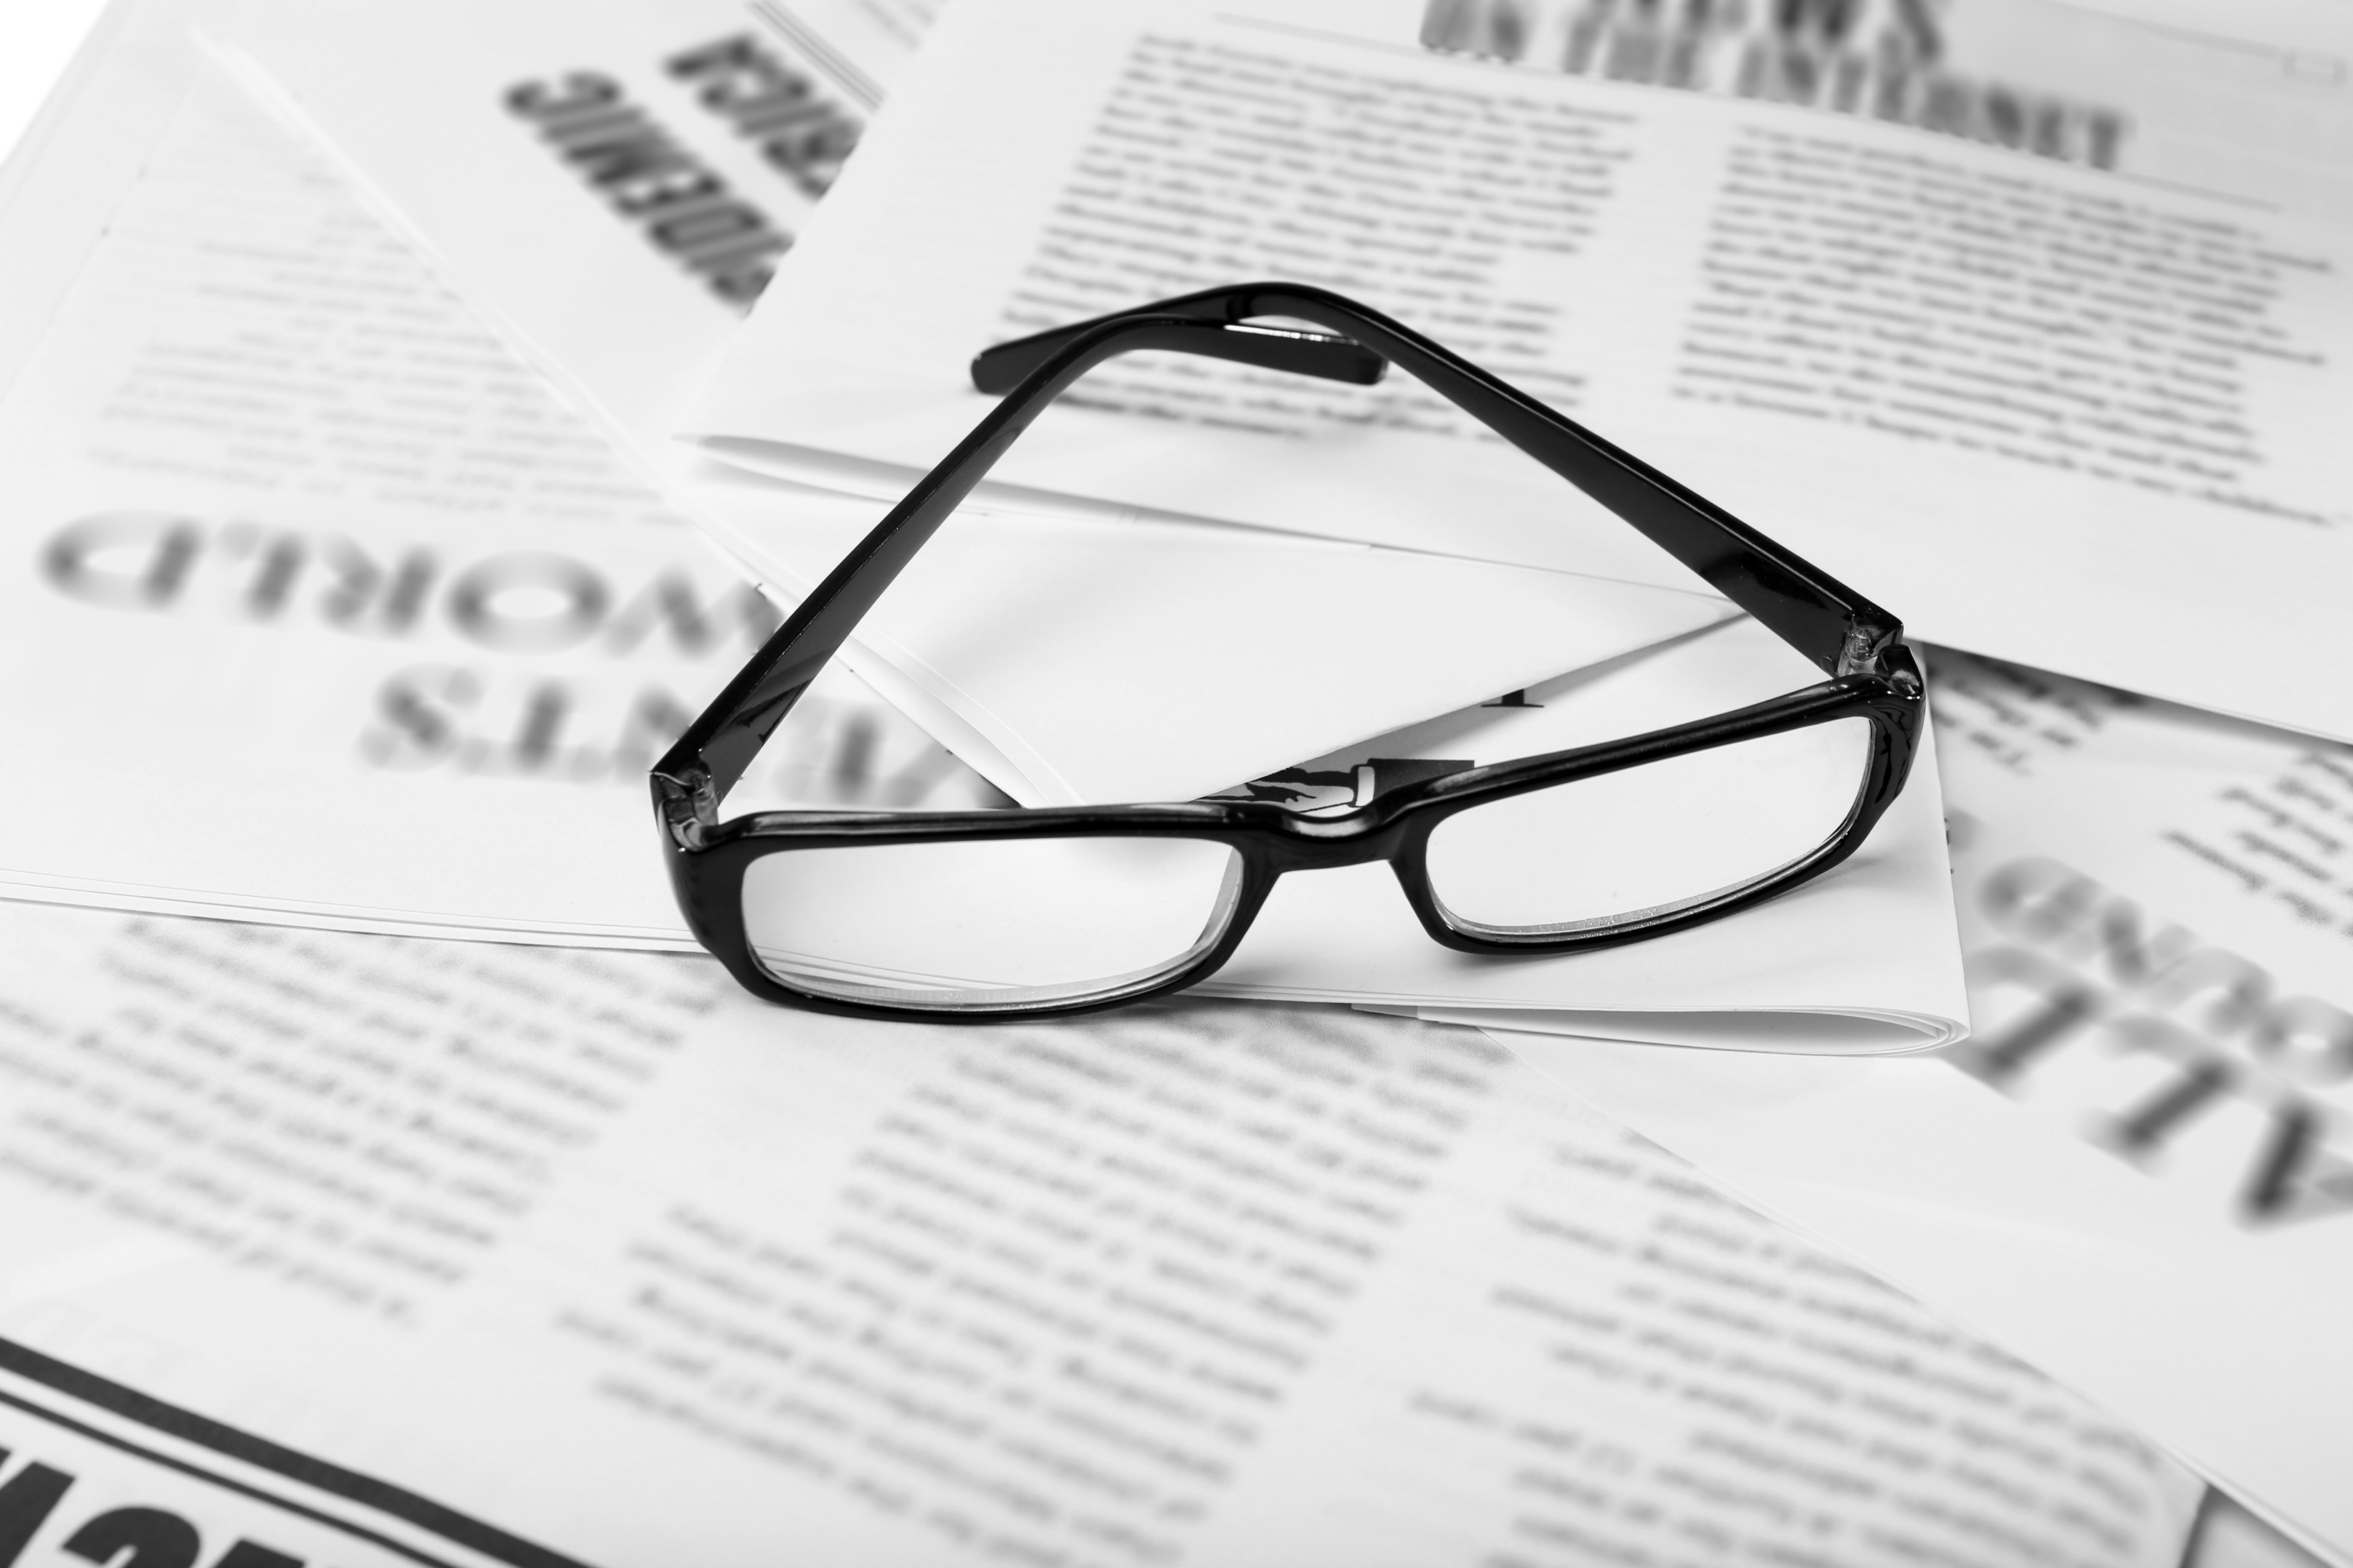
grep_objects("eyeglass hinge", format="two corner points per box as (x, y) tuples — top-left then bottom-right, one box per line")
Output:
(1835, 622), (1897, 678)
(652, 769), (717, 850)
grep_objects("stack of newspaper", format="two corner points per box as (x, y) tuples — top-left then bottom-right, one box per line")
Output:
(0, 0), (2342, 1562)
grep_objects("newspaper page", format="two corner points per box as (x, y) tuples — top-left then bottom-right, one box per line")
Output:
(686, 0), (2353, 744)
(1511, 649), (2353, 1562)
(0, 898), (2201, 1564)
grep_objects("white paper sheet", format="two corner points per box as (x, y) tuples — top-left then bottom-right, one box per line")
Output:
(0, 0), (240, 395)
(2191, 1496), (2335, 1568)
(1503, 648), (2353, 1564)
(0, 900), (2202, 1564)
(684, 0), (2353, 743)
(0, 0), (109, 175)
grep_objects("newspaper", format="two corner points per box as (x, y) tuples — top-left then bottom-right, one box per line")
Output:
(1510, 648), (2353, 1562)
(0, 1), (2304, 1559)
(682, 0), (2353, 744)
(0, 898), (2199, 1564)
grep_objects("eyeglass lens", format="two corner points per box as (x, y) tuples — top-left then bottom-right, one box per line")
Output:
(1422, 717), (1872, 937)
(739, 836), (1246, 1011)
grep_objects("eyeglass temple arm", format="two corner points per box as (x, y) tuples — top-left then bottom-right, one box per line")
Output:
(653, 311), (1382, 829)
(974, 318), (1386, 390)
(655, 282), (1904, 832)
(974, 282), (1902, 678)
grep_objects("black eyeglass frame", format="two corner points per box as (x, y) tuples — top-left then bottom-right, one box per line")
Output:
(653, 282), (1924, 1021)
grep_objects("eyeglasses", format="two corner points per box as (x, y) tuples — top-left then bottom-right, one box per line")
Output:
(653, 282), (1922, 1021)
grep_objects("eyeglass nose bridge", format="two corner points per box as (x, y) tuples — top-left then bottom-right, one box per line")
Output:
(1246, 796), (1458, 882)
(1219, 754), (1475, 867)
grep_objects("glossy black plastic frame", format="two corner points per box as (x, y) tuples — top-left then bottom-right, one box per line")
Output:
(654, 282), (1924, 1021)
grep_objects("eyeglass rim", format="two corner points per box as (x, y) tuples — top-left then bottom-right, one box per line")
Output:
(665, 657), (1922, 1021)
